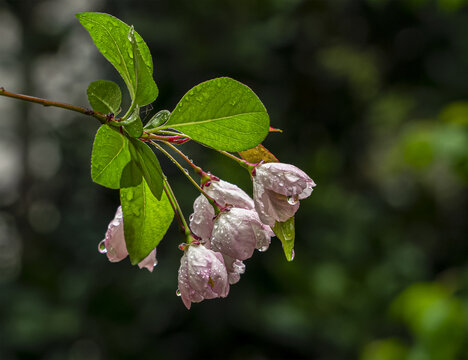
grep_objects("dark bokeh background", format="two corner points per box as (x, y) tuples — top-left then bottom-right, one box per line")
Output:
(1, 0), (468, 359)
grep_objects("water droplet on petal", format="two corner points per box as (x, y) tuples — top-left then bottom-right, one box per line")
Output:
(98, 239), (107, 254)
(153, 259), (158, 267)
(176, 289), (181, 297)
(189, 214), (194, 222)
(287, 195), (298, 205)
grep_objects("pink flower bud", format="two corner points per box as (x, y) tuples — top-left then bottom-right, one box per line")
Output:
(104, 206), (128, 262)
(189, 179), (254, 241)
(211, 208), (274, 261)
(102, 206), (157, 272)
(177, 244), (229, 309)
(204, 179), (254, 209)
(189, 195), (215, 243)
(252, 163), (316, 226)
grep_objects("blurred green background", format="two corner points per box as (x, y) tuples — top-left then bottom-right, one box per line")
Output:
(1, 0), (468, 359)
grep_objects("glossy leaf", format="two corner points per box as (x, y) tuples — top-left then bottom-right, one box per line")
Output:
(120, 179), (174, 264)
(87, 80), (121, 114)
(76, 12), (157, 105)
(144, 110), (171, 129)
(161, 77), (269, 151)
(91, 125), (142, 189)
(239, 144), (278, 164)
(128, 27), (159, 107)
(128, 139), (163, 200)
(273, 217), (295, 261)
(121, 107), (143, 138)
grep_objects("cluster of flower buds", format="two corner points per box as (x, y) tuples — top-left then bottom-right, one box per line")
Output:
(100, 161), (315, 309)
(0, 11), (319, 310)
(178, 162), (315, 309)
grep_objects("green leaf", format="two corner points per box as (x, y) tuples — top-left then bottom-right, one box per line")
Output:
(144, 110), (170, 129)
(124, 116), (143, 138)
(273, 217), (295, 261)
(87, 80), (121, 114)
(239, 144), (279, 164)
(128, 27), (159, 107)
(120, 179), (174, 264)
(128, 139), (164, 200)
(91, 125), (142, 189)
(121, 107), (143, 138)
(76, 12), (157, 105)
(161, 77), (270, 151)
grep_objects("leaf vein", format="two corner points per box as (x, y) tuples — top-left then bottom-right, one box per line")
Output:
(162, 111), (266, 129)
(83, 17), (134, 95)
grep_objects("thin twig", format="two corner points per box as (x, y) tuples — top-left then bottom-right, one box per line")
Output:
(0, 87), (108, 124)
(151, 141), (221, 213)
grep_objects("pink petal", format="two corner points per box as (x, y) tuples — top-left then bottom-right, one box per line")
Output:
(104, 206), (129, 262)
(255, 162), (315, 199)
(177, 254), (192, 309)
(223, 255), (246, 285)
(177, 245), (229, 309)
(253, 180), (300, 226)
(211, 208), (273, 260)
(189, 195), (215, 241)
(205, 179), (254, 209)
(137, 249), (157, 272)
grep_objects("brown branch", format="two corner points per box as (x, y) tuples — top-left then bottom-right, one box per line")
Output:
(0, 87), (107, 124)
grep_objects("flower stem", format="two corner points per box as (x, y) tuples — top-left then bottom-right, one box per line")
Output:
(162, 179), (184, 234)
(151, 141), (221, 213)
(216, 149), (256, 172)
(0, 87), (108, 124)
(161, 141), (204, 176)
(163, 177), (191, 237)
